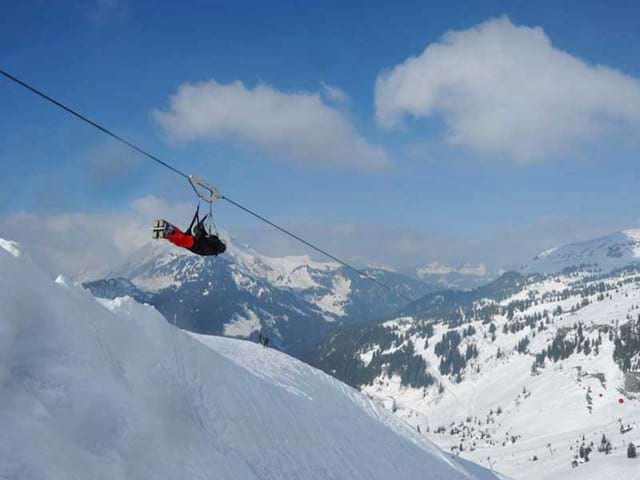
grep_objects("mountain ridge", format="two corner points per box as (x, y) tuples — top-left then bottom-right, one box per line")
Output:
(85, 237), (435, 354)
(525, 229), (640, 274)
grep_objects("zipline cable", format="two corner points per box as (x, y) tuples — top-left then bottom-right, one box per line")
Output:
(0, 69), (190, 181)
(222, 196), (412, 300)
(0, 67), (415, 302)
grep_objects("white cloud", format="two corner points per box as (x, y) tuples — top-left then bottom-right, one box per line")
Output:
(0, 196), (192, 280)
(375, 17), (640, 162)
(153, 80), (388, 170)
(1, 197), (634, 281)
(416, 262), (488, 277)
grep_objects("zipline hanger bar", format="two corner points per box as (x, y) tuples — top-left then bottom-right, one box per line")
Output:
(188, 175), (223, 203)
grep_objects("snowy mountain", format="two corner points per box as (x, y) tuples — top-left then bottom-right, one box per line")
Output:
(85, 238), (434, 355)
(0, 237), (497, 480)
(526, 229), (640, 274)
(310, 266), (640, 479)
(415, 262), (497, 290)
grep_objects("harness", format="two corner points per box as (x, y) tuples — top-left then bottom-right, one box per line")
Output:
(188, 175), (222, 237)
(186, 205), (209, 237)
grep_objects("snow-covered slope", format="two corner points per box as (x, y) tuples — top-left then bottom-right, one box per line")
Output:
(0, 238), (497, 480)
(312, 267), (640, 479)
(85, 237), (433, 354)
(526, 229), (640, 274)
(225, 239), (340, 290)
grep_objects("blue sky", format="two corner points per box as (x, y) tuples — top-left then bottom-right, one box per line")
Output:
(2, 1), (640, 274)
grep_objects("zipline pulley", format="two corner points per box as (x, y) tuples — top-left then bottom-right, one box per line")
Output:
(188, 175), (223, 236)
(188, 175), (223, 203)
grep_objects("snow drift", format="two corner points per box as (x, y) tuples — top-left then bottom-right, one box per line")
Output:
(0, 239), (497, 480)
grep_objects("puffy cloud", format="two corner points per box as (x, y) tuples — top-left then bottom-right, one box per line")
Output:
(375, 17), (640, 162)
(154, 80), (388, 170)
(0, 196), (192, 279)
(1, 196), (632, 281)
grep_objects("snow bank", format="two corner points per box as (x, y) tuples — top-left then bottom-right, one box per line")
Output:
(0, 239), (497, 480)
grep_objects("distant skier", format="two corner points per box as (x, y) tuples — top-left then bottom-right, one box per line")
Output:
(152, 206), (226, 257)
(258, 334), (270, 348)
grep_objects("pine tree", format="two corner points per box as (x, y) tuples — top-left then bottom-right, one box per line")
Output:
(628, 442), (637, 459)
(598, 434), (612, 454)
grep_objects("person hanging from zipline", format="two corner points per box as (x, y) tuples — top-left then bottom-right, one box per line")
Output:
(152, 205), (226, 256)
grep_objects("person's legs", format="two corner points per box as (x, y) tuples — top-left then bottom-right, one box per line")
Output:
(166, 227), (195, 249)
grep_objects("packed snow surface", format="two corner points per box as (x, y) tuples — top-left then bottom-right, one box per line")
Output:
(0, 238), (497, 480)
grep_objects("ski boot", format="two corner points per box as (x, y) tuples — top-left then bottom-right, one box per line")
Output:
(152, 219), (176, 239)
